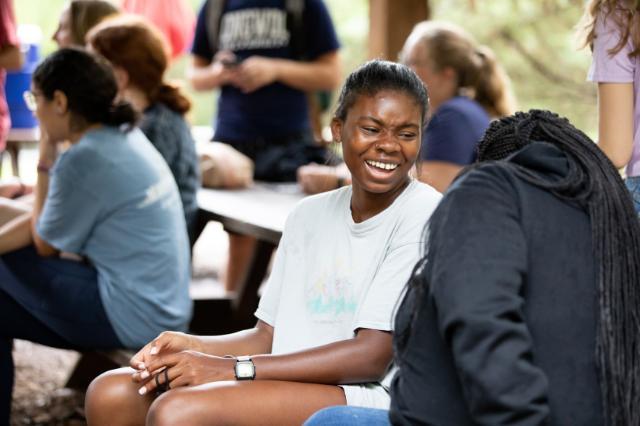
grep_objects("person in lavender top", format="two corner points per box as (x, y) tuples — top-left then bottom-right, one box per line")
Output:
(583, 0), (640, 213)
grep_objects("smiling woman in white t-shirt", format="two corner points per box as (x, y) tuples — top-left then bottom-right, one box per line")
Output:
(84, 59), (442, 426)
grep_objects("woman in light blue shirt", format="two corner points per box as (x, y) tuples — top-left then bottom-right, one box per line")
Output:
(0, 48), (191, 425)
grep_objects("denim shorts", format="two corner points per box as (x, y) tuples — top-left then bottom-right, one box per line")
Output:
(304, 406), (390, 426)
(625, 175), (640, 216)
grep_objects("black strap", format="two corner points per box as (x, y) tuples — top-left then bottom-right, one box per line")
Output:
(206, 0), (226, 53)
(285, 0), (305, 60)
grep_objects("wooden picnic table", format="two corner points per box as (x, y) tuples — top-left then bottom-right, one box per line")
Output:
(3, 127), (39, 177)
(197, 182), (302, 245)
(191, 182), (305, 333)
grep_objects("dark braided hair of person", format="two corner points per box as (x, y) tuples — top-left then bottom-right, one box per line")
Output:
(398, 109), (640, 426)
(32, 47), (138, 131)
(334, 59), (429, 126)
(480, 111), (640, 426)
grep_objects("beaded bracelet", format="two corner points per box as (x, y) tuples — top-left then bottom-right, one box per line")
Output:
(37, 162), (51, 174)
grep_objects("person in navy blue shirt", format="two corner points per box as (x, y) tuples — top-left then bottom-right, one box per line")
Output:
(401, 20), (515, 192)
(188, 0), (341, 293)
(189, 0), (341, 181)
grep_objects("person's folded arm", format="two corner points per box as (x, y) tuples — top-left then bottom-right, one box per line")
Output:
(188, 53), (239, 92)
(233, 50), (341, 94)
(131, 320), (275, 371)
(430, 167), (550, 424)
(270, 50), (341, 92)
(136, 321), (392, 394)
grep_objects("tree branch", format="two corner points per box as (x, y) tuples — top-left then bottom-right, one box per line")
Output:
(498, 28), (595, 101)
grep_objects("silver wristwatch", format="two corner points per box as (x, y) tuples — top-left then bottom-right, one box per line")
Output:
(234, 356), (256, 380)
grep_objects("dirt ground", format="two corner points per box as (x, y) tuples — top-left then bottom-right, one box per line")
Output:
(10, 340), (85, 426)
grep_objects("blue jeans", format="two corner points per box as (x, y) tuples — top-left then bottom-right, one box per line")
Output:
(0, 246), (122, 425)
(626, 176), (640, 216)
(304, 406), (391, 426)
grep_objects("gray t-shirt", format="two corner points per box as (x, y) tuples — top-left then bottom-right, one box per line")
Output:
(37, 126), (192, 348)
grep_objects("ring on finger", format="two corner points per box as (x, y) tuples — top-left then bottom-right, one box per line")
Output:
(154, 368), (170, 395)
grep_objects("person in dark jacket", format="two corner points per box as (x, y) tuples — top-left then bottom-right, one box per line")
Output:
(304, 109), (640, 426)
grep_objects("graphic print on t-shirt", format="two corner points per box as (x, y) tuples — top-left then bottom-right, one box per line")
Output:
(219, 8), (290, 50)
(305, 259), (358, 323)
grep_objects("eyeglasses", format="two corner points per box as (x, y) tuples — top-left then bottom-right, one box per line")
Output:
(23, 90), (37, 112)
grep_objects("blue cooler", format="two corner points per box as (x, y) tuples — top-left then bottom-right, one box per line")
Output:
(4, 25), (42, 129)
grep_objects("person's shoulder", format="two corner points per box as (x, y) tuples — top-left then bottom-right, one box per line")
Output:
(286, 186), (347, 223)
(74, 126), (126, 153)
(56, 127), (125, 175)
(390, 181), (441, 223)
(426, 98), (490, 139)
(144, 103), (187, 127)
(438, 97), (490, 121)
(142, 104), (191, 136)
(295, 186), (349, 213)
(449, 162), (520, 199)
(402, 180), (442, 207)
(595, 6), (624, 34)
(123, 126), (152, 144)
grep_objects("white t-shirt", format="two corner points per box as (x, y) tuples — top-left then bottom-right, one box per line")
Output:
(255, 180), (441, 406)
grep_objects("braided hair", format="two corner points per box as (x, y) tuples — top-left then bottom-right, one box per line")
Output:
(478, 111), (640, 425)
(399, 109), (640, 425)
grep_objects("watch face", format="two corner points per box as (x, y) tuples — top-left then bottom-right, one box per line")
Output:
(236, 360), (255, 379)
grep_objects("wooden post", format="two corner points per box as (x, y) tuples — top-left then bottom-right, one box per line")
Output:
(368, 0), (430, 61)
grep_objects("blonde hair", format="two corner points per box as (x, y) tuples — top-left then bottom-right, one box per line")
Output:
(402, 21), (516, 118)
(68, 0), (120, 45)
(579, 0), (640, 57)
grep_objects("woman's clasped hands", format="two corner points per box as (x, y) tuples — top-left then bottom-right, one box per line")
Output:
(129, 331), (237, 396)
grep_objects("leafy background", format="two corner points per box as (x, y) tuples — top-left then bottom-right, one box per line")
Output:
(13, 0), (596, 136)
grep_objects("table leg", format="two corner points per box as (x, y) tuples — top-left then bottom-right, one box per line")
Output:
(232, 239), (275, 329)
(6, 141), (20, 177)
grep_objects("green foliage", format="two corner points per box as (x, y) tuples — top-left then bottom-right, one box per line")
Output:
(14, 0), (66, 55)
(11, 0), (596, 136)
(431, 0), (596, 136)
